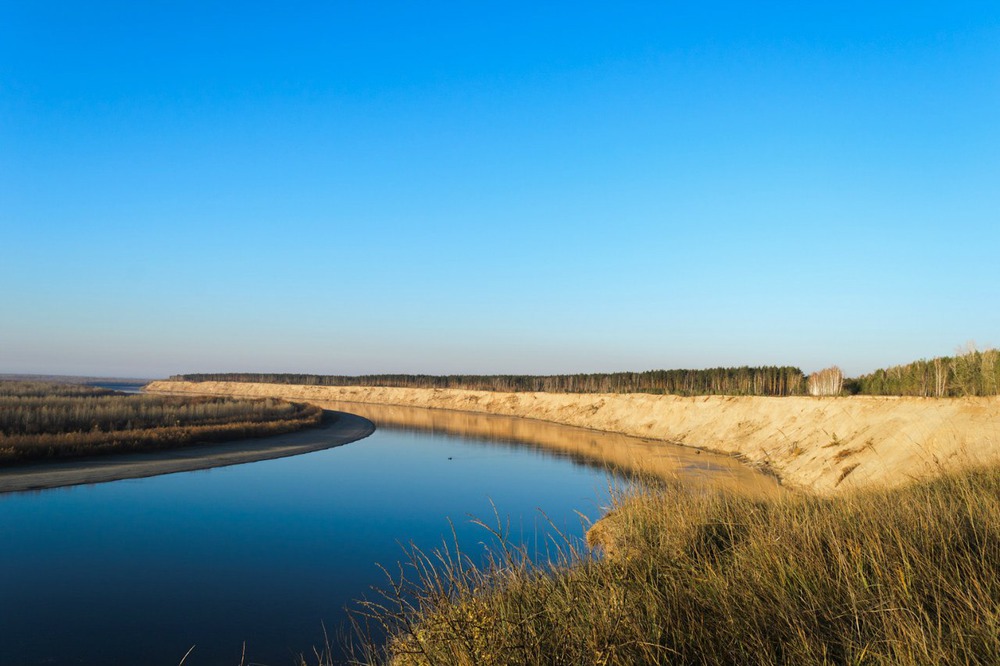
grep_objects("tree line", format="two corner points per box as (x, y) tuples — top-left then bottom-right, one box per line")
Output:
(850, 347), (1000, 397)
(174, 347), (1000, 399)
(173, 367), (808, 396)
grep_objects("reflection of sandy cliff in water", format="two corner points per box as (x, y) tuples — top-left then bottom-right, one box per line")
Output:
(313, 400), (782, 497)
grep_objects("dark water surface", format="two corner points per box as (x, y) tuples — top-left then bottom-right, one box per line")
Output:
(1, 399), (779, 666)
(0, 412), (624, 666)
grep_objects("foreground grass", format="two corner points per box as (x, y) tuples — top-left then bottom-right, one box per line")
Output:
(0, 381), (323, 465)
(351, 466), (1000, 666)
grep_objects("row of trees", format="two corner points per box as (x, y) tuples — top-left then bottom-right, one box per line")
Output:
(174, 347), (1000, 399)
(174, 366), (809, 396)
(852, 348), (1000, 397)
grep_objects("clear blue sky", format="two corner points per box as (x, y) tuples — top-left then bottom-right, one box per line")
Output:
(2, 2), (998, 379)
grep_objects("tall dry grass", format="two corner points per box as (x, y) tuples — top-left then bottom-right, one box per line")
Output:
(0, 381), (323, 464)
(347, 466), (1000, 666)
(0, 381), (116, 398)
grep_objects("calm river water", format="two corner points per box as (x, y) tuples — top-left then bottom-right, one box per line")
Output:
(0, 401), (776, 666)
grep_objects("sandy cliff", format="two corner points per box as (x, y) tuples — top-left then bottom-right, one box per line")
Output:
(146, 380), (1000, 494)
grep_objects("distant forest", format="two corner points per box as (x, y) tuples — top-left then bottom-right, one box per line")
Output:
(173, 367), (808, 396)
(849, 348), (1000, 397)
(173, 347), (1000, 398)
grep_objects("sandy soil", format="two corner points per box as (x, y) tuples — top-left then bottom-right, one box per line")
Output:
(148, 381), (1000, 494)
(0, 410), (374, 494)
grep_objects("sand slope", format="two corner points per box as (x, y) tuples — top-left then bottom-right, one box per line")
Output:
(147, 381), (1000, 494)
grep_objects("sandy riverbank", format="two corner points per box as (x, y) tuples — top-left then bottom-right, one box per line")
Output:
(305, 399), (784, 497)
(148, 381), (1000, 494)
(0, 410), (375, 494)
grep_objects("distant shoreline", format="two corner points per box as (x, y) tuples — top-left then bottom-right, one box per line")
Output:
(0, 410), (375, 494)
(0, 373), (151, 385)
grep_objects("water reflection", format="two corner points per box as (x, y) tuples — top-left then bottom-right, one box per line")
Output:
(314, 401), (782, 497)
(1, 408), (628, 666)
(0, 399), (781, 666)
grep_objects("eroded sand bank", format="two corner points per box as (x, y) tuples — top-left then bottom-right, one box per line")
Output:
(148, 381), (1000, 494)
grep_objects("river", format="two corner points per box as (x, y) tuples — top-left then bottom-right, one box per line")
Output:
(0, 401), (778, 666)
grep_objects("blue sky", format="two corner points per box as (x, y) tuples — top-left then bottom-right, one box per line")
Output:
(2, 2), (998, 378)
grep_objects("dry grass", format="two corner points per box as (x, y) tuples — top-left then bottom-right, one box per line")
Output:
(346, 466), (1000, 666)
(0, 381), (117, 398)
(0, 381), (323, 465)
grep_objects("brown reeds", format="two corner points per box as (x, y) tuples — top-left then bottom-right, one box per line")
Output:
(351, 466), (1000, 665)
(0, 381), (322, 465)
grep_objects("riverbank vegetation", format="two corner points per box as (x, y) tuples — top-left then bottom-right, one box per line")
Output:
(0, 380), (117, 398)
(0, 381), (322, 465)
(353, 463), (1000, 666)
